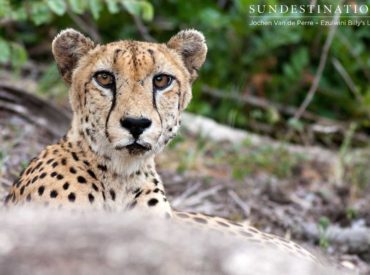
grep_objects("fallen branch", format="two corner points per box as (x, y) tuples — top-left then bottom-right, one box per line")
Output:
(0, 83), (70, 138)
(201, 85), (369, 147)
(202, 85), (338, 123)
(181, 112), (340, 162)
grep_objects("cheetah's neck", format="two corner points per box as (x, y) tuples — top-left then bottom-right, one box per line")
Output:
(65, 120), (159, 188)
(60, 117), (171, 214)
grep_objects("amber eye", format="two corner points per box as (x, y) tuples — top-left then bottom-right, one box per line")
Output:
(153, 74), (173, 90)
(94, 71), (115, 88)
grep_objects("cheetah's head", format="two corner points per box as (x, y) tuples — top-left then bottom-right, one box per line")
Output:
(52, 29), (206, 166)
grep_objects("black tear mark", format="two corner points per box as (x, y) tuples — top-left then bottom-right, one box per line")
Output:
(152, 70), (163, 130)
(176, 90), (181, 110)
(153, 91), (163, 131)
(104, 82), (117, 142)
(152, 87), (158, 110)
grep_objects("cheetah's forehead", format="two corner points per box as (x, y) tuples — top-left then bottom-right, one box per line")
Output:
(82, 41), (185, 80)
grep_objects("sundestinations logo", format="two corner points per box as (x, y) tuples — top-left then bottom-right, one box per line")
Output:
(249, 4), (369, 15)
(248, 3), (370, 27)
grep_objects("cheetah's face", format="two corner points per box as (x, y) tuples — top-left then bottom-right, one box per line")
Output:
(52, 29), (206, 160)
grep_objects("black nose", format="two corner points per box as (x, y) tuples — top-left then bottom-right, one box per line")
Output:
(120, 117), (152, 139)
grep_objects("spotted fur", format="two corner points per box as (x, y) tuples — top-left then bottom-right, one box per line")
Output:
(5, 29), (317, 263)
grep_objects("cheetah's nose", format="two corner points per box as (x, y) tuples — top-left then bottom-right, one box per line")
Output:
(120, 117), (152, 139)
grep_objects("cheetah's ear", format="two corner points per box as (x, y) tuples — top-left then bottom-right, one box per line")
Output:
(52, 28), (95, 84)
(167, 29), (207, 82)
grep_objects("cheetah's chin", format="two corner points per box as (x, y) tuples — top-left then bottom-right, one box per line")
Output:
(114, 141), (152, 155)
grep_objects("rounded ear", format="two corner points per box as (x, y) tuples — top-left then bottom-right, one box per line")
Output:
(52, 28), (95, 84)
(167, 29), (207, 81)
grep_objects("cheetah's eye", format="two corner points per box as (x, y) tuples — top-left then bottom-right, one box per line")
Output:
(153, 74), (173, 90)
(94, 71), (115, 88)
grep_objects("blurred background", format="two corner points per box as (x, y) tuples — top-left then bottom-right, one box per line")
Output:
(0, 0), (370, 147)
(0, 0), (370, 272)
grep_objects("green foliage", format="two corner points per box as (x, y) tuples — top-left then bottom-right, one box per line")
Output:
(0, 38), (11, 63)
(123, 0), (153, 21)
(89, 0), (103, 20)
(47, 0), (67, 16)
(0, 37), (27, 68)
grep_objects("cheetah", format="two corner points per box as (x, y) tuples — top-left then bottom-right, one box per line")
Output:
(4, 28), (317, 263)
